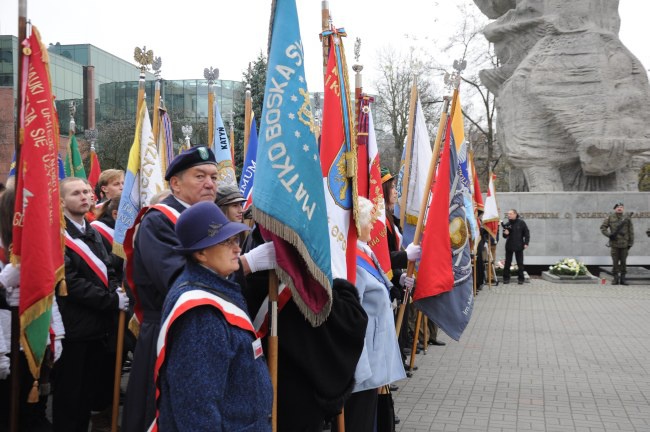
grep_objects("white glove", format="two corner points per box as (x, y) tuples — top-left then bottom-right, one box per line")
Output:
(405, 243), (422, 261)
(0, 355), (9, 380)
(6, 287), (19, 307)
(117, 290), (130, 312)
(0, 263), (20, 290)
(53, 339), (63, 363)
(399, 273), (415, 289)
(243, 242), (277, 273)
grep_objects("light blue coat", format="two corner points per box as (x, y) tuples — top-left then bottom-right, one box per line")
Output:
(353, 242), (406, 393)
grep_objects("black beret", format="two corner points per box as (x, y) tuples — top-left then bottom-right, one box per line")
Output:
(613, 202), (624, 209)
(165, 146), (217, 181)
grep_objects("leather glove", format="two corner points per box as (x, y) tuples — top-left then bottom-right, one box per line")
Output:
(53, 338), (63, 363)
(6, 287), (19, 307)
(400, 273), (415, 289)
(405, 243), (421, 261)
(243, 242), (276, 273)
(117, 289), (130, 312)
(0, 355), (9, 380)
(0, 264), (20, 290)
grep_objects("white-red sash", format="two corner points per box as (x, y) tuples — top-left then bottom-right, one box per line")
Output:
(64, 231), (109, 288)
(252, 282), (293, 337)
(124, 203), (181, 336)
(148, 289), (257, 432)
(90, 220), (114, 244)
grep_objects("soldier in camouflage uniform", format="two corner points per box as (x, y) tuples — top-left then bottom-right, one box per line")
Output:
(600, 202), (634, 285)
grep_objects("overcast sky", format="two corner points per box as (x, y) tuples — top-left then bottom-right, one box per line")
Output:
(0, 0), (648, 94)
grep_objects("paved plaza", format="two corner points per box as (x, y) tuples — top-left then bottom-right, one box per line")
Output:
(394, 278), (650, 432)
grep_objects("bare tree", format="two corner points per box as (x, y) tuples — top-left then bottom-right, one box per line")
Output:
(374, 46), (443, 155)
(437, 1), (499, 190)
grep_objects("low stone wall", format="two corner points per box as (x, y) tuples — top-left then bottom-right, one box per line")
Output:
(492, 192), (650, 266)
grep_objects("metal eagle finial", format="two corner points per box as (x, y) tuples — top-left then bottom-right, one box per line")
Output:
(134, 46), (154, 73)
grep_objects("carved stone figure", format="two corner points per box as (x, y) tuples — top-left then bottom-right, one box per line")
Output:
(474, 0), (650, 191)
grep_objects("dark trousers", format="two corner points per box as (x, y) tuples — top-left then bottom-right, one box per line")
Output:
(611, 247), (629, 274)
(503, 249), (525, 282)
(332, 388), (377, 432)
(0, 352), (51, 432)
(53, 339), (104, 432)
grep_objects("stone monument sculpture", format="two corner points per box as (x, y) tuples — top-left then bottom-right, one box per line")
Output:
(473, 0), (650, 191)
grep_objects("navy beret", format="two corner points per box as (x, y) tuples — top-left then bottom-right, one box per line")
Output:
(174, 202), (250, 254)
(165, 146), (217, 181)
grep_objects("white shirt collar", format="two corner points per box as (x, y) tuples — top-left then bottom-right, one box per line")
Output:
(173, 196), (191, 209)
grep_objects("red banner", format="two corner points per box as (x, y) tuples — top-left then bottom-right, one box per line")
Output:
(13, 27), (65, 380)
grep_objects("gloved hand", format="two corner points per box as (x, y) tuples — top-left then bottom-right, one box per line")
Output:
(0, 355), (9, 380)
(405, 243), (421, 261)
(117, 289), (130, 312)
(6, 287), (19, 307)
(53, 338), (63, 363)
(609, 234), (616, 240)
(399, 273), (415, 289)
(0, 263), (20, 290)
(389, 285), (402, 302)
(243, 242), (276, 273)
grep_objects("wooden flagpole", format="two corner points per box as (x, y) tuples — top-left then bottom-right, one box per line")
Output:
(207, 82), (214, 147)
(398, 81), (418, 225)
(267, 272), (279, 432)
(111, 49), (150, 432)
(152, 80), (161, 152)
(394, 93), (452, 338)
(321, 1), (330, 78)
(265, 3), (279, 430)
(10, 4), (27, 430)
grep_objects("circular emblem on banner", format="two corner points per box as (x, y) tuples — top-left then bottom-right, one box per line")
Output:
(449, 217), (468, 250)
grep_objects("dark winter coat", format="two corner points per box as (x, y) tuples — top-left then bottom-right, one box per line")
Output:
(58, 217), (120, 341)
(502, 218), (530, 252)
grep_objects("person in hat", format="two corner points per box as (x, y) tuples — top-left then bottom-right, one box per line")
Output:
(122, 145), (219, 432)
(333, 197), (406, 432)
(380, 168), (428, 371)
(216, 183), (246, 223)
(600, 202), (634, 285)
(152, 201), (272, 431)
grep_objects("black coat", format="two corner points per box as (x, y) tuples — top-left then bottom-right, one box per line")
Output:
(123, 195), (187, 432)
(503, 218), (530, 252)
(96, 214), (124, 282)
(58, 217), (120, 341)
(239, 226), (368, 431)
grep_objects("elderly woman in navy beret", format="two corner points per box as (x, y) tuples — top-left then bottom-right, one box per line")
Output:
(151, 201), (272, 431)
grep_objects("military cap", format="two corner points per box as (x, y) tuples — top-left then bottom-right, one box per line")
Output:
(165, 146), (217, 181)
(613, 202), (624, 209)
(216, 183), (246, 207)
(174, 201), (249, 255)
(381, 167), (394, 184)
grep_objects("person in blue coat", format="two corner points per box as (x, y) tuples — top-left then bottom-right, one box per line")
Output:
(154, 201), (272, 431)
(335, 196), (406, 432)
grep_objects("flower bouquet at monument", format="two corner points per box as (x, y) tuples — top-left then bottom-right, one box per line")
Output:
(495, 259), (518, 276)
(549, 258), (588, 277)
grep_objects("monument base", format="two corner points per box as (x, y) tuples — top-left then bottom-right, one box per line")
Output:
(541, 271), (600, 284)
(598, 266), (650, 285)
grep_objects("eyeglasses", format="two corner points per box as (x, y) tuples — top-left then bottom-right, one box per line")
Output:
(218, 235), (240, 248)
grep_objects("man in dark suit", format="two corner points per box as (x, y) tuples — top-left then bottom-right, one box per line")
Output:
(122, 146), (219, 432)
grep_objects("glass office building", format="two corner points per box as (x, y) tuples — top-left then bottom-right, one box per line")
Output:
(0, 36), (244, 135)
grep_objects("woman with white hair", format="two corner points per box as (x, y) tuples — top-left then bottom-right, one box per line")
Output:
(336, 196), (406, 431)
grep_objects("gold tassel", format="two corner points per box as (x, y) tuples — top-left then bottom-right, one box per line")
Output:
(27, 380), (39, 403)
(58, 280), (67, 297)
(345, 151), (355, 178)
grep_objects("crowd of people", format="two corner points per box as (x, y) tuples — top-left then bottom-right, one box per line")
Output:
(0, 145), (437, 432)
